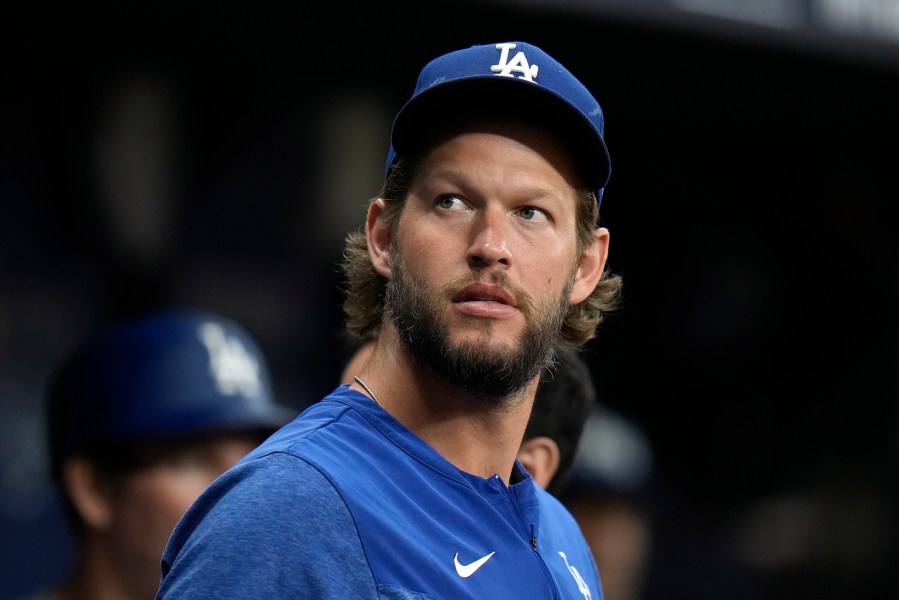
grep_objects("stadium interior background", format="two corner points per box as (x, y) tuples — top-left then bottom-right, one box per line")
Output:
(3, 1), (898, 598)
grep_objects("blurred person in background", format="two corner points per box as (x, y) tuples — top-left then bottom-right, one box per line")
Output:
(17, 308), (295, 600)
(519, 344), (597, 496)
(561, 404), (655, 600)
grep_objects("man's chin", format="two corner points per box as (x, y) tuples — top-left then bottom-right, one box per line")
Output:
(448, 335), (518, 361)
(446, 318), (522, 345)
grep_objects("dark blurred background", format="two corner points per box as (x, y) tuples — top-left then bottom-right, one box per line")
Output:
(2, 1), (897, 598)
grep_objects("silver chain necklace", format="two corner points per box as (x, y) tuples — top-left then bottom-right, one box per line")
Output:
(354, 375), (383, 408)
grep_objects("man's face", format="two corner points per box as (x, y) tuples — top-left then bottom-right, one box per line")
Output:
(104, 434), (261, 597)
(384, 122), (584, 399)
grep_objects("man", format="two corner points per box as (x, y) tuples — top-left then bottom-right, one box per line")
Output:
(157, 41), (623, 599)
(340, 340), (595, 495)
(27, 308), (295, 600)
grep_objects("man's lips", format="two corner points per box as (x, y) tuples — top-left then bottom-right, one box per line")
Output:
(452, 283), (517, 307)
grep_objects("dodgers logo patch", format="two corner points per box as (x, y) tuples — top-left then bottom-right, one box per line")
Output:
(490, 42), (539, 82)
(559, 551), (592, 599)
(198, 322), (263, 398)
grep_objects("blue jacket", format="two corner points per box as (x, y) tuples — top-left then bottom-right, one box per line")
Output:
(157, 385), (602, 599)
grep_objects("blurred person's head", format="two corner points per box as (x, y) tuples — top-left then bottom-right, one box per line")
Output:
(518, 344), (595, 495)
(45, 308), (295, 600)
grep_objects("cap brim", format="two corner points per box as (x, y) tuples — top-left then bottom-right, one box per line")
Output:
(113, 401), (297, 441)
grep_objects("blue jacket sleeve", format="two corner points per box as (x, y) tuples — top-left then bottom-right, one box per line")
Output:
(156, 452), (378, 599)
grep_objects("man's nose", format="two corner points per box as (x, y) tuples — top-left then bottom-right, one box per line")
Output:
(467, 207), (512, 268)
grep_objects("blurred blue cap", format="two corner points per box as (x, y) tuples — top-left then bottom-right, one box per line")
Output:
(47, 309), (296, 467)
(568, 405), (654, 496)
(386, 41), (611, 205)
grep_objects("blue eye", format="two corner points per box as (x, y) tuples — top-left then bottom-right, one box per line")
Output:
(519, 206), (548, 222)
(437, 195), (465, 211)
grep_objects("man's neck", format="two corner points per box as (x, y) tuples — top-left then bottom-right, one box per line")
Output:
(355, 329), (538, 485)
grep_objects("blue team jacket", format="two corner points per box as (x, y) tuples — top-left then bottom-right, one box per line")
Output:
(157, 385), (603, 599)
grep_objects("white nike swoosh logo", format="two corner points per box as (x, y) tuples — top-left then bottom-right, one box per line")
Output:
(454, 551), (496, 578)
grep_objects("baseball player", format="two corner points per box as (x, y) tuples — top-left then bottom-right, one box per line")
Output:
(158, 41), (623, 599)
(24, 308), (295, 600)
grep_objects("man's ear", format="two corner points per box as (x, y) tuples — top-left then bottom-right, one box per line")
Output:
(570, 226), (610, 305)
(367, 198), (392, 279)
(517, 436), (561, 491)
(61, 456), (116, 530)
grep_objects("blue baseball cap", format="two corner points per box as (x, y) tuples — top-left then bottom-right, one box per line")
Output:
(46, 309), (296, 471)
(567, 404), (654, 496)
(386, 41), (611, 205)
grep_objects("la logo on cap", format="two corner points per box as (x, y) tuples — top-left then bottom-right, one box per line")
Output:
(198, 322), (263, 398)
(490, 43), (539, 82)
